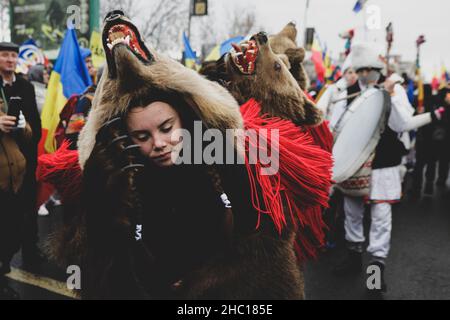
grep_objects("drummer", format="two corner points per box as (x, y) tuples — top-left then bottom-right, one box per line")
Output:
(316, 56), (358, 126)
(333, 43), (445, 295)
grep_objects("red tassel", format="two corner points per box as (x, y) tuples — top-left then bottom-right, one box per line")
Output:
(306, 121), (333, 153)
(36, 141), (82, 204)
(241, 99), (333, 261)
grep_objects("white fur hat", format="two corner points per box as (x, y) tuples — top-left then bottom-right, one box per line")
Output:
(351, 42), (384, 71)
(341, 52), (353, 73)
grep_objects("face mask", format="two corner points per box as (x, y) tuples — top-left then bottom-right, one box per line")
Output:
(359, 70), (381, 87)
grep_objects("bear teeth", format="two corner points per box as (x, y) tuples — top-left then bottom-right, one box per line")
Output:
(107, 35), (131, 51)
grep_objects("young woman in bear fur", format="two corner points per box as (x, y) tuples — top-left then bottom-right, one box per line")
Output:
(39, 11), (332, 300)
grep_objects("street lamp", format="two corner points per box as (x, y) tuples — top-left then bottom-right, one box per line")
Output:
(188, 0), (208, 39)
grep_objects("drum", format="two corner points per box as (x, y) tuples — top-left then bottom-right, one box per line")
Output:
(332, 88), (390, 184)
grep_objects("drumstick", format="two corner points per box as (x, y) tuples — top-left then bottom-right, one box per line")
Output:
(331, 77), (404, 104)
(331, 92), (362, 103)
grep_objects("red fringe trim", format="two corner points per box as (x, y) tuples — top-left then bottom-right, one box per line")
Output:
(36, 141), (82, 204)
(240, 99), (333, 261)
(306, 121), (333, 153)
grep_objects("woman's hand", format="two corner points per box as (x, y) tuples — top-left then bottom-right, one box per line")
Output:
(385, 73), (404, 96)
(0, 114), (17, 133)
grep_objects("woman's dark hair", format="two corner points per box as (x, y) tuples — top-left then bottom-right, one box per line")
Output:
(128, 89), (199, 128)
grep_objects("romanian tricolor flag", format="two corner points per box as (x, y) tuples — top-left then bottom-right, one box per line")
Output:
(440, 65), (449, 89)
(183, 32), (200, 70)
(323, 49), (332, 80)
(39, 28), (92, 154)
(416, 68), (425, 113)
(431, 72), (440, 92)
(407, 79), (415, 104)
(205, 36), (245, 62)
(311, 39), (326, 85)
(415, 35), (426, 113)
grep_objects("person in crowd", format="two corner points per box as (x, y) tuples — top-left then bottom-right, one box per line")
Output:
(316, 57), (358, 122)
(0, 41), (41, 299)
(332, 43), (445, 296)
(435, 85), (450, 188)
(81, 48), (98, 85)
(27, 64), (49, 115)
(410, 85), (443, 197)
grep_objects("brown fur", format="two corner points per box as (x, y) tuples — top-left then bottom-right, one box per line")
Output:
(225, 33), (322, 126)
(70, 16), (307, 299)
(182, 229), (304, 299)
(269, 22), (310, 91)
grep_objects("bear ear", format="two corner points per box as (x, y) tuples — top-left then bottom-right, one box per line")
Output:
(279, 22), (298, 42)
(285, 47), (305, 63)
(302, 98), (324, 127)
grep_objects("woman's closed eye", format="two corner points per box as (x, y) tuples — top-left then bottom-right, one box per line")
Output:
(160, 125), (173, 134)
(132, 131), (151, 142)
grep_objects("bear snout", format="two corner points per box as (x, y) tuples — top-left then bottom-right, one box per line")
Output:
(255, 32), (268, 45)
(105, 10), (125, 22)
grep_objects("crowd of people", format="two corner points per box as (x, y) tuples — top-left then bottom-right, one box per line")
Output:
(0, 42), (100, 299)
(316, 43), (449, 293)
(0, 12), (449, 300)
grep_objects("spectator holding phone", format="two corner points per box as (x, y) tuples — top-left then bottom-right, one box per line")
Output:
(0, 42), (41, 300)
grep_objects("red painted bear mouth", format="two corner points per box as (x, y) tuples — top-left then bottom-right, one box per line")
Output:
(102, 11), (154, 79)
(106, 24), (148, 61)
(229, 39), (259, 75)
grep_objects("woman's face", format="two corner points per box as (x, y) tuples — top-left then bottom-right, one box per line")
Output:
(127, 101), (183, 168)
(344, 68), (358, 87)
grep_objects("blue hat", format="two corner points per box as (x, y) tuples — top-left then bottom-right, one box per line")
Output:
(80, 48), (92, 60)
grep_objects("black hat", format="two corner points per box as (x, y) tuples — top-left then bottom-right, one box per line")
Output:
(0, 42), (20, 53)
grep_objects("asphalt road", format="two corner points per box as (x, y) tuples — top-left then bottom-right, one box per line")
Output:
(305, 176), (450, 300)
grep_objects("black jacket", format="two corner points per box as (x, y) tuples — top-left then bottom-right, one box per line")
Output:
(1, 74), (41, 170)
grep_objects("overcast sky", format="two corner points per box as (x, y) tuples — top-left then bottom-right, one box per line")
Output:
(2, 0), (448, 81)
(218, 0), (449, 81)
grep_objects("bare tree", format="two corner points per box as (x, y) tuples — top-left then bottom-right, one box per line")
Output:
(99, 1), (259, 58)
(227, 8), (257, 38)
(100, 0), (188, 53)
(195, 2), (260, 60)
(100, 0), (140, 22)
(139, 0), (188, 52)
(0, 0), (10, 41)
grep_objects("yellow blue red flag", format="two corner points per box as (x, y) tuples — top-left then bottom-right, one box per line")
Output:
(39, 27), (92, 154)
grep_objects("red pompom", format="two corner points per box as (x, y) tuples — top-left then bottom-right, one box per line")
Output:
(36, 141), (82, 204)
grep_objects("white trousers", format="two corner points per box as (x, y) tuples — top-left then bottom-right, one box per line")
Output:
(344, 196), (392, 259)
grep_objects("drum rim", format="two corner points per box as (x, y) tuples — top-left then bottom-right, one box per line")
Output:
(332, 88), (391, 183)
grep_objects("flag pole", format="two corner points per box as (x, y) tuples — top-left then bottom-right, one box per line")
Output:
(363, 4), (368, 41)
(385, 22), (393, 76)
(188, 0), (193, 40)
(302, 0), (310, 46)
(416, 35), (426, 114)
